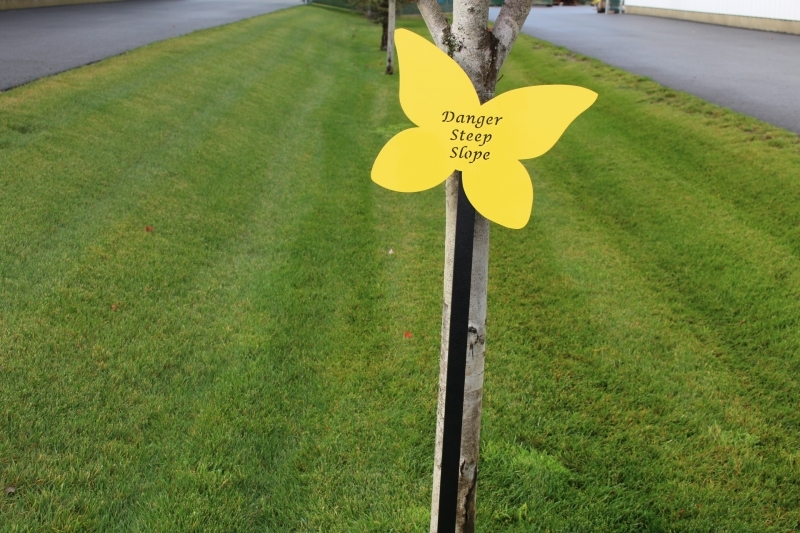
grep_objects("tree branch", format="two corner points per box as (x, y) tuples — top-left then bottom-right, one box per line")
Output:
(492, 0), (533, 72)
(416, 0), (451, 50)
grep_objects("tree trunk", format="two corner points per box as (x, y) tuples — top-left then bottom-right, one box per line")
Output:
(430, 173), (489, 532)
(386, 0), (396, 74)
(414, 0), (535, 530)
(380, 1), (389, 51)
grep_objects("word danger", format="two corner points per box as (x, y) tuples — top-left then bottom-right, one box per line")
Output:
(442, 111), (503, 164)
(441, 111), (504, 129)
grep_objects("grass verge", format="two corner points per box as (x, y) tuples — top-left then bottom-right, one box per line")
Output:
(1, 5), (799, 531)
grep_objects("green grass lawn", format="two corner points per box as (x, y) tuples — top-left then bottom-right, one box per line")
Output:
(2, 5), (799, 531)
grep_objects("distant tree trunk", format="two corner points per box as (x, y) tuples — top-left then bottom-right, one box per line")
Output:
(380, 0), (389, 50)
(414, 0), (535, 530)
(386, 0), (396, 74)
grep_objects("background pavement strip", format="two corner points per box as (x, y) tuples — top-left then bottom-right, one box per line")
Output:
(0, 0), (299, 91)
(491, 5), (800, 133)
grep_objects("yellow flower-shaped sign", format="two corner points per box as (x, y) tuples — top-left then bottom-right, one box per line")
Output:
(371, 29), (598, 229)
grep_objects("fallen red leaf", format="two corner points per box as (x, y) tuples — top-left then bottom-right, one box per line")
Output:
(145, 226), (153, 232)
(404, 331), (412, 339)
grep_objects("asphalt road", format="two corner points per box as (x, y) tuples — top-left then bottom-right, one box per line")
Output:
(0, 0), (300, 91)
(490, 6), (800, 133)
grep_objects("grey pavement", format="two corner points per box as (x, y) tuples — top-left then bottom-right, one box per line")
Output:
(0, 0), (300, 91)
(490, 6), (800, 133)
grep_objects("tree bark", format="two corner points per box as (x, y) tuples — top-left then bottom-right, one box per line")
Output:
(415, 0), (535, 530)
(386, 0), (396, 74)
(430, 172), (489, 533)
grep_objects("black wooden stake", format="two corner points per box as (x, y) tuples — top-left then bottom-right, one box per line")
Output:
(437, 175), (476, 532)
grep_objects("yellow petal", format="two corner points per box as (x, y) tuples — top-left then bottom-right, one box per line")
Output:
(371, 127), (453, 192)
(462, 158), (532, 229)
(482, 85), (597, 160)
(395, 29), (480, 129)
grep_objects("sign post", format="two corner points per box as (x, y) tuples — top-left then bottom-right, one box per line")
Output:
(437, 176), (475, 531)
(370, 28), (597, 531)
